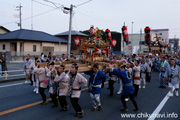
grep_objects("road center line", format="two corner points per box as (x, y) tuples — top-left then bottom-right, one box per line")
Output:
(147, 88), (174, 120)
(0, 83), (24, 88)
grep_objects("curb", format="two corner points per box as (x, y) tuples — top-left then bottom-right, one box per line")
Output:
(0, 78), (25, 83)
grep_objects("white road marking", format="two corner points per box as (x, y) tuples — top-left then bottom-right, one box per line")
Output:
(147, 87), (174, 120)
(0, 82), (24, 88)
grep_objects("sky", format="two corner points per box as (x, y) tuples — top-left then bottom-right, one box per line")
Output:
(0, 0), (180, 38)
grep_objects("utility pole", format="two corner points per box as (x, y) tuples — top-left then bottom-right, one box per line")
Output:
(31, 0), (33, 30)
(66, 4), (73, 57)
(140, 28), (142, 52)
(59, 40), (61, 57)
(16, 3), (22, 29)
(44, 0), (91, 57)
(131, 22), (134, 54)
(123, 22), (125, 54)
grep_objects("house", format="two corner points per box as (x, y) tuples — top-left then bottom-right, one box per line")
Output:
(0, 29), (67, 62)
(55, 30), (88, 54)
(0, 26), (10, 34)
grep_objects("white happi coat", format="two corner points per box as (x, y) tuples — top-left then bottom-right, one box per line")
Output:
(159, 60), (170, 78)
(65, 73), (87, 98)
(167, 65), (180, 85)
(46, 70), (57, 94)
(127, 68), (132, 76)
(54, 72), (69, 96)
(106, 69), (117, 81)
(140, 62), (150, 73)
(133, 65), (141, 85)
(34, 67), (49, 88)
(24, 59), (32, 74)
(29, 62), (38, 87)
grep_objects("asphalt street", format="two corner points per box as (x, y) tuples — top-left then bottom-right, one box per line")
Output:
(0, 71), (179, 120)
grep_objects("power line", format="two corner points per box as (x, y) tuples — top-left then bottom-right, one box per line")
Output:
(43, 0), (92, 56)
(75, 0), (92, 7)
(43, 0), (64, 9)
(1, 7), (60, 26)
(1, 0), (63, 26)
(75, 10), (121, 27)
(76, 13), (121, 31)
(23, 7), (61, 20)
(73, 14), (78, 30)
(44, 0), (63, 6)
(33, 0), (55, 8)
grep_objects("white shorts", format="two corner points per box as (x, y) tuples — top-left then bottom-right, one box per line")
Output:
(168, 82), (179, 89)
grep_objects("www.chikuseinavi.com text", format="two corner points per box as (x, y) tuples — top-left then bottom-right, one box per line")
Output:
(120, 112), (178, 119)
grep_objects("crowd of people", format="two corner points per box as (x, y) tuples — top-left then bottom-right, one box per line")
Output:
(23, 52), (71, 84)
(23, 52), (180, 118)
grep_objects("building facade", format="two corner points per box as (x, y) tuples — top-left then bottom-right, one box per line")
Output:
(0, 26), (10, 34)
(169, 38), (179, 54)
(123, 29), (170, 54)
(123, 33), (147, 54)
(55, 30), (88, 55)
(0, 29), (67, 62)
(151, 29), (169, 44)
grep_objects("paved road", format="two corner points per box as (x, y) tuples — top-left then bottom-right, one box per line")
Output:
(0, 72), (179, 120)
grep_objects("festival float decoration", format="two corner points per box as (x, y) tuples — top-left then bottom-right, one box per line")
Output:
(84, 26), (113, 61)
(122, 26), (129, 45)
(150, 31), (168, 55)
(74, 37), (80, 46)
(111, 39), (117, 47)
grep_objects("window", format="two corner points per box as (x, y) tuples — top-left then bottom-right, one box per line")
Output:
(33, 45), (36, 52)
(159, 33), (162, 35)
(2, 44), (5, 50)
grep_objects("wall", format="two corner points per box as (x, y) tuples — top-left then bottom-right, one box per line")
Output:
(151, 29), (169, 44)
(0, 42), (10, 52)
(54, 43), (67, 53)
(0, 40), (67, 62)
(0, 29), (8, 34)
(23, 41), (41, 52)
(123, 34), (146, 54)
(58, 35), (86, 50)
(169, 38), (179, 53)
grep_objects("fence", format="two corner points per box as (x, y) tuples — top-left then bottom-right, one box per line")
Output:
(10, 51), (67, 57)
(0, 69), (25, 80)
(2, 51), (67, 62)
